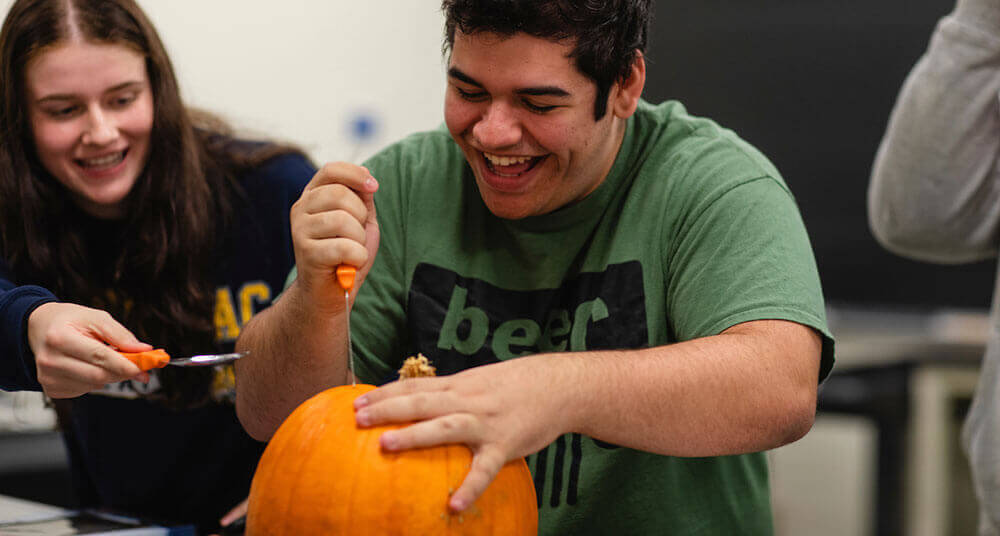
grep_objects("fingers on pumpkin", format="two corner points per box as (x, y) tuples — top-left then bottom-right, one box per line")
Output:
(357, 390), (453, 427)
(449, 447), (507, 512)
(379, 413), (481, 451)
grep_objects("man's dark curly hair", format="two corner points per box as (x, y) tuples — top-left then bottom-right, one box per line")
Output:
(442, 0), (652, 120)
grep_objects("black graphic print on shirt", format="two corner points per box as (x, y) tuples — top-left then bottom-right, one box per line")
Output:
(407, 261), (649, 375)
(406, 261), (648, 509)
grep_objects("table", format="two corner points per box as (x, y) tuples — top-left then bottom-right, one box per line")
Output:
(821, 306), (988, 536)
(0, 494), (191, 535)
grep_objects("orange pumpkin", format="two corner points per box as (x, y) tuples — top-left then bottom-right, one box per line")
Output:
(246, 367), (538, 534)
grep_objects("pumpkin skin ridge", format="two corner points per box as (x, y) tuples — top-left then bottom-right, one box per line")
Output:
(298, 395), (340, 531)
(246, 383), (538, 535)
(342, 385), (378, 534)
(247, 393), (328, 532)
(316, 389), (357, 533)
(289, 393), (332, 530)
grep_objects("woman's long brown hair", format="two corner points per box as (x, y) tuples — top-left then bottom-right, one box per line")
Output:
(0, 0), (300, 407)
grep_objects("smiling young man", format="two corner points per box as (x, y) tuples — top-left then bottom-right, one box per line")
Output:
(235, 1), (835, 533)
(444, 30), (630, 219)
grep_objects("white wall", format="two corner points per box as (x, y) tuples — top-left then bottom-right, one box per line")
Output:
(0, 0), (448, 164)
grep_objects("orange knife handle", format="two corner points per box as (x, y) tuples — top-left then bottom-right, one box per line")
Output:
(336, 264), (356, 292)
(119, 349), (171, 371)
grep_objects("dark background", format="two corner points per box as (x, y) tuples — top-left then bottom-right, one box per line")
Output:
(643, 0), (996, 310)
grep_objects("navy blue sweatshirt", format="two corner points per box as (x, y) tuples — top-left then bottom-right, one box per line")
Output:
(0, 151), (314, 532)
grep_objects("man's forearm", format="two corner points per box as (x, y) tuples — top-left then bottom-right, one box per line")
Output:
(235, 281), (350, 440)
(559, 319), (822, 456)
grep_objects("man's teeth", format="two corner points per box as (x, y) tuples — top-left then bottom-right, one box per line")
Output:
(81, 152), (124, 168)
(485, 153), (532, 167)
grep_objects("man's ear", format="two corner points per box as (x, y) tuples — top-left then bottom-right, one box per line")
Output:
(612, 50), (646, 119)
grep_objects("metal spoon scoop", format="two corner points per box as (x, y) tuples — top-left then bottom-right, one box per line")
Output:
(167, 352), (247, 367)
(336, 264), (356, 385)
(118, 349), (248, 371)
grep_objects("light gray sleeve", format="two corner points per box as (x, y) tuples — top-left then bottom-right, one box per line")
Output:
(964, 339), (1000, 536)
(868, 0), (1000, 264)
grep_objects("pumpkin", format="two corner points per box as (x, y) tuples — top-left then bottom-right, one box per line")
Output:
(246, 356), (538, 535)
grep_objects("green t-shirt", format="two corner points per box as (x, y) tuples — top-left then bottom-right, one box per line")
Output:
(328, 99), (834, 534)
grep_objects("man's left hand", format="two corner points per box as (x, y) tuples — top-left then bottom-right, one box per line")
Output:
(352, 355), (571, 512)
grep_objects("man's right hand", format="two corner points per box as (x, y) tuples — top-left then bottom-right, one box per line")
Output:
(27, 302), (151, 398)
(288, 162), (380, 314)
(234, 163), (378, 440)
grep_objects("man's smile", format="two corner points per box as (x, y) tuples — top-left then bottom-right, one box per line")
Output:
(482, 151), (546, 177)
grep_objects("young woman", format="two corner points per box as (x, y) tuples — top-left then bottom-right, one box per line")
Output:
(0, 0), (316, 532)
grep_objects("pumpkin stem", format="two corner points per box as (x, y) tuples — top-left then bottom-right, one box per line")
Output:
(398, 354), (437, 379)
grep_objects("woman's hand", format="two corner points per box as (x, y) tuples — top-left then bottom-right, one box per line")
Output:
(27, 302), (151, 398)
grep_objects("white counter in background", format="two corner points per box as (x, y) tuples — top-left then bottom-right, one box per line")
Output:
(773, 304), (989, 536)
(0, 494), (179, 535)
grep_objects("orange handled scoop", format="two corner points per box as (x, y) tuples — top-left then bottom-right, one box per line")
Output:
(336, 264), (356, 292)
(118, 348), (248, 371)
(118, 349), (170, 371)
